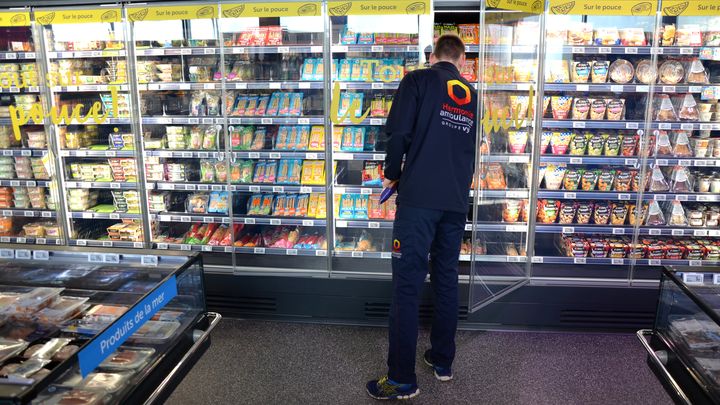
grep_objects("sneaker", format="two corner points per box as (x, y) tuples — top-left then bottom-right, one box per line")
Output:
(423, 350), (453, 381)
(366, 376), (420, 400)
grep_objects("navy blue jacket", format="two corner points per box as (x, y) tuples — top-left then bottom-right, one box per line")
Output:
(384, 61), (478, 214)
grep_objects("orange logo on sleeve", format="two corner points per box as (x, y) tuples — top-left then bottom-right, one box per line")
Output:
(447, 80), (471, 106)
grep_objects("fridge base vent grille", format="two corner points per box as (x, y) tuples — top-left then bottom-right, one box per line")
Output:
(560, 310), (654, 328)
(207, 296), (277, 315)
(365, 302), (468, 321)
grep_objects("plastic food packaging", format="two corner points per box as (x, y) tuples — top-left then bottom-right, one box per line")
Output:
(608, 59), (634, 84)
(558, 202), (576, 224)
(635, 60), (657, 84)
(9, 357), (49, 378)
(667, 200), (688, 226)
(563, 169), (582, 191)
(83, 304), (127, 323)
(655, 95), (678, 121)
(0, 338), (28, 363)
(645, 200), (666, 226)
(100, 347), (156, 371)
(597, 170), (615, 191)
(551, 96), (572, 119)
(83, 372), (132, 393)
(34, 297), (88, 324)
(589, 99), (606, 120)
(12, 287), (64, 317)
(610, 203), (628, 225)
(587, 133), (605, 156)
(542, 164), (566, 190)
(605, 99), (625, 121)
(570, 61), (591, 83)
(648, 166), (670, 192)
(678, 94), (699, 121)
(568, 132), (587, 155)
(593, 202), (611, 225)
(604, 133), (622, 156)
(550, 131), (572, 155)
(594, 27), (620, 46)
(655, 131), (672, 155)
(581, 170), (599, 191)
(686, 59), (708, 84)
(23, 338), (72, 360)
(53, 345), (79, 362)
(670, 166), (693, 193)
(571, 98), (590, 120)
(131, 320), (181, 343)
(590, 60), (609, 83)
(672, 131), (693, 157)
(658, 60), (684, 85)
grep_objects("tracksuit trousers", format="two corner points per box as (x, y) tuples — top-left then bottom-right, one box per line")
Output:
(387, 204), (466, 385)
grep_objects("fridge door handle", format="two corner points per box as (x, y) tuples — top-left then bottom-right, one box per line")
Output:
(144, 312), (222, 405)
(636, 329), (691, 405)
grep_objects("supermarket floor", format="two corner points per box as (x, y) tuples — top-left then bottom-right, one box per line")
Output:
(166, 318), (673, 405)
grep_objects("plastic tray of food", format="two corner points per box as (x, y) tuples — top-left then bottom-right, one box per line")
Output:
(11, 288), (64, 318)
(83, 305), (128, 324)
(34, 297), (89, 324)
(130, 320), (181, 344)
(36, 388), (108, 405)
(70, 269), (134, 290)
(0, 338), (28, 363)
(100, 347), (155, 371)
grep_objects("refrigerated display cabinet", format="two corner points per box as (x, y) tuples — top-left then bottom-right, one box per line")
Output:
(0, 0), (718, 327)
(639, 267), (720, 405)
(0, 244), (218, 404)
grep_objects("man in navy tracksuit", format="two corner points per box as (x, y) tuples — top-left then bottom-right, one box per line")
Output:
(366, 35), (477, 400)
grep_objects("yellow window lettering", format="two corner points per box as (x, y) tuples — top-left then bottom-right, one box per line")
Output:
(360, 60), (380, 82)
(330, 82), (369, 125)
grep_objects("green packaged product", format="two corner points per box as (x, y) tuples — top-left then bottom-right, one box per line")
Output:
(587, 133), (605, 156)
(568, 132), (588, 155)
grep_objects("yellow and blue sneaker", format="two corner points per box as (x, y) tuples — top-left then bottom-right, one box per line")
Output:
(366, 376), (419, 400)
(423, 350), (453, 381)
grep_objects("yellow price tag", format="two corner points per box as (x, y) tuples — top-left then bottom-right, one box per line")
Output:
(128, 5), (217, 22)
(549, 0), (656, 15)
(486, 0), (543, 14)
(327, 0), (430, 16)
(0, 12), (30, 27)
(35, 8), (121, 25)
(222, 2), (321, 18)
(662, 0), (717, 16)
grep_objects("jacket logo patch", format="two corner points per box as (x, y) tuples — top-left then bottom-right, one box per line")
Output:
(446, 80), (471, 106)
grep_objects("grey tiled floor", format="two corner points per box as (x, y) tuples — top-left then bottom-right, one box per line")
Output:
(166, 318), (673, 405)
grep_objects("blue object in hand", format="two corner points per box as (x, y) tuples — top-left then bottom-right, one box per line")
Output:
(380, 184), (396, 204)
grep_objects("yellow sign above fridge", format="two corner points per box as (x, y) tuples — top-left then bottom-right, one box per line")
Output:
(548, 1), (657, 16)
(35, 8), (121, 25)
(0, 12), (30, 27)
(327, 0), (430, 16)
(486, 0), (543, 14)
(221, 2), (321, 18)
(127, 5), (218, 22)
(662, 0), (717, 16)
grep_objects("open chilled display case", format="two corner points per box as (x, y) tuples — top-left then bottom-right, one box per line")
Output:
(0, 245), (218, 404)
(639, 267), (720, 404)
(0, 0), (717, 285)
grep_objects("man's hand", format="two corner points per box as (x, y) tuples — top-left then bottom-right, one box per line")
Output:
(383, 179), (398, 189)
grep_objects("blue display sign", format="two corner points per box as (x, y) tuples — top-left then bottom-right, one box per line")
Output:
(78, 275), (178, 377)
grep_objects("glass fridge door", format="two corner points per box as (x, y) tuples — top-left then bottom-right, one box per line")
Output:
(0, 9), (63, 247)
(127, 3), (235, 266)
(531, 1), (660, 281)
(36, 6), (148, 250)
(219, 1), (329, 273)
(328, 0), (432, 275)
(630, 2), (720, 282)
(468, 1), (540, 311)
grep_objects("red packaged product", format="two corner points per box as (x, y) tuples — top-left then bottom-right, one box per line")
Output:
(646, 243), (666, 259)
(664, 243), (684, 260)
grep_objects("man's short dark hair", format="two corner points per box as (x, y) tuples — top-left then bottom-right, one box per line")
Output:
(433, 34), (465, 62)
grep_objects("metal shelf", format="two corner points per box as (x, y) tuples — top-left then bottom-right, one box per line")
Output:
(60, 149), (135, 158)
(471, 189), (530, 199)
(70, 239), (144, 248)
(541, 155), (720, 167)
(0, 149), (47, 157)
(52, 84), (129, 92)
(154, 182), (324, 193)
(537, 190), (720, 202)
(544, 83), (704, 93)
(224, 81), (323, 90)
(152, 213), (326, 226)
(0, 236), (62, 245)
(333, 152), (386, 161)
(227, 45), (324, 54)
(533, 256), (720, 267)
(336, 118), (387, 126)
(0, 87), (40, 94)
(0, 209), (56, 218)
(0, 180), (50, 187)
(334, 81), (400, 90)
(542, 120), (720, 131)
(332, 45), (418, 53)
(64, 181), (138, 189)
(69, 211), (141, 220)
(335, 219), (394, 229)
(537, 224), (720, 237)
(48, 50), (126, 59)
(0, 51), (36, 60)
(232, 151), (324, 159)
